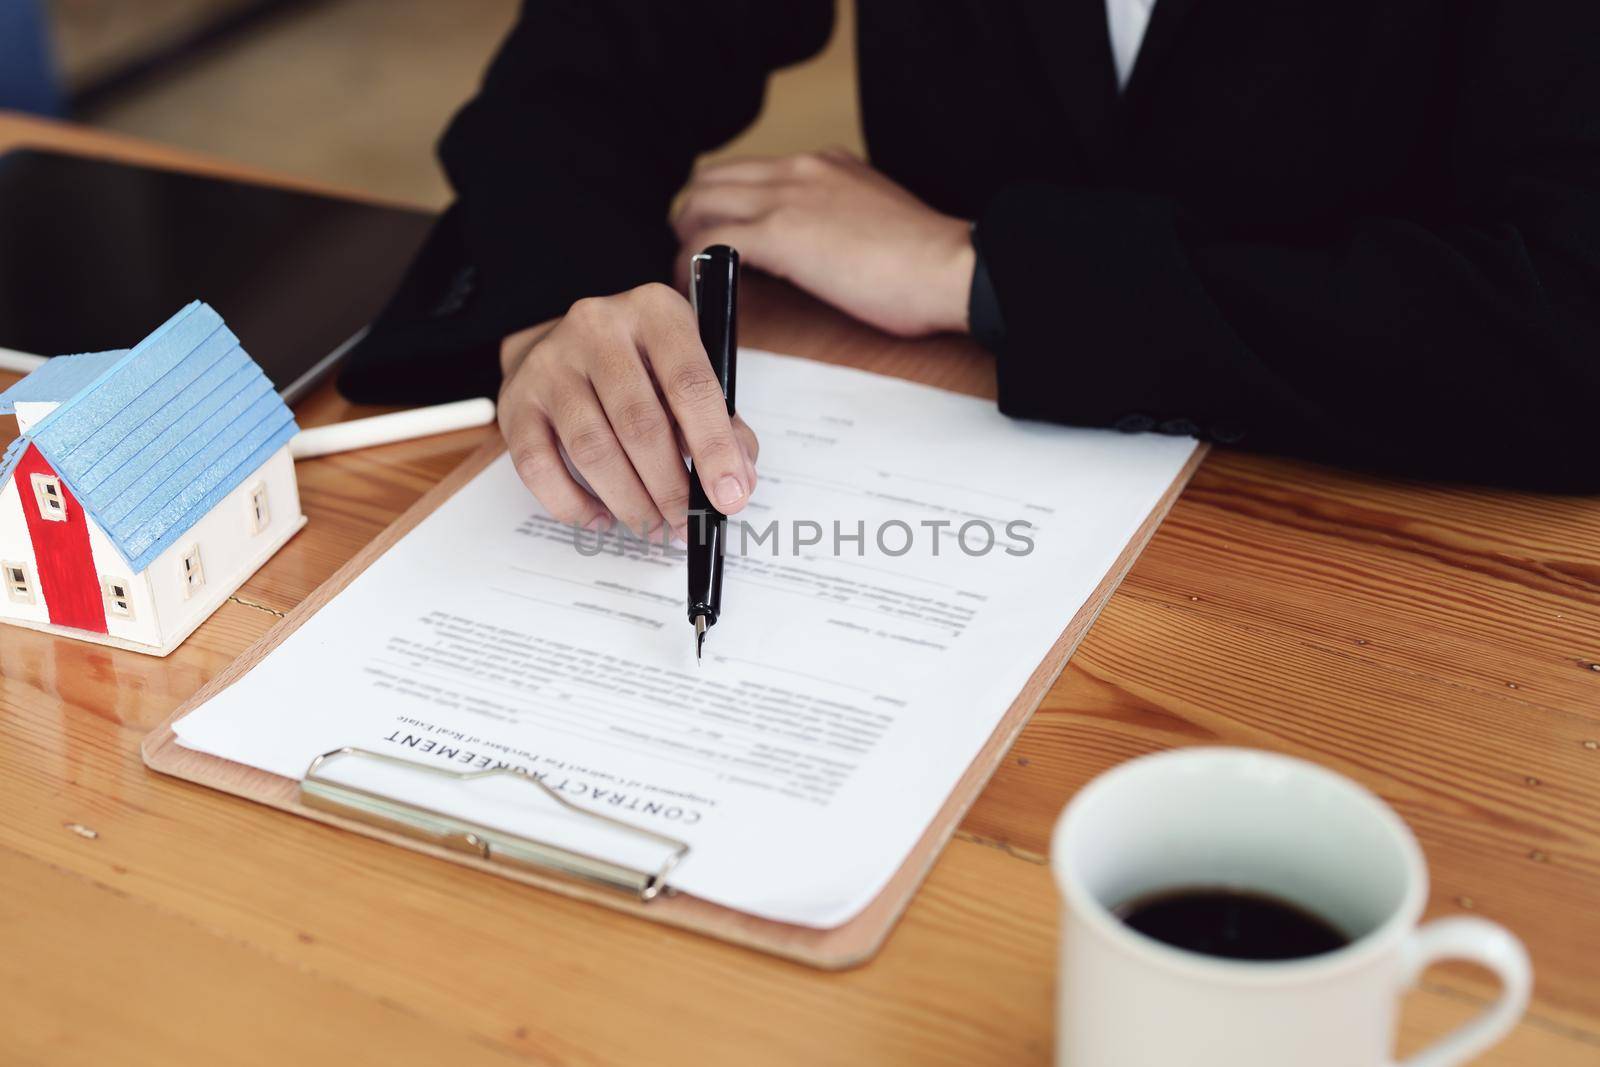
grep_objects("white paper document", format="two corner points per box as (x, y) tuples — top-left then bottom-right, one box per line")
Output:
(174, 351), (1196, 928)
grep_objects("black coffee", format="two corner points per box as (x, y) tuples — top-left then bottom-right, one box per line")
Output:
(1113, 887), (1351, 961)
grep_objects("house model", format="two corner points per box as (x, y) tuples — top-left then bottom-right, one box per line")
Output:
(0, 302), (304, 656)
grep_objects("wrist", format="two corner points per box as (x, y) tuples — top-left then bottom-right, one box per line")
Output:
(926, 216), (976, 334)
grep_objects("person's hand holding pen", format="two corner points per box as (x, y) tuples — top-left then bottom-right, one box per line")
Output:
(496, 149), (971, 534)
(497, 284), (759, 541)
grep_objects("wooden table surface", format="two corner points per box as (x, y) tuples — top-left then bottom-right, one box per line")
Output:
(1, 113), (1596, 1066)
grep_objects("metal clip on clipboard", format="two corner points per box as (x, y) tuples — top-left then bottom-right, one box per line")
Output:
(300, 748), (690, 902)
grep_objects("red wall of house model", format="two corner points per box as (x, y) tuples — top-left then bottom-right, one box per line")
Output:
(14, 444), (107, 633)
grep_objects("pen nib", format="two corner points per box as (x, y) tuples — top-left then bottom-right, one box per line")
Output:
(694, 615), (707, 663)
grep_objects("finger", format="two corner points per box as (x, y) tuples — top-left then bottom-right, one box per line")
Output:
(656, 359), (758, 474)
(732, 414), (760, 465)
(674, 415), (756, 488)
(690, 156), (790, 185)
(546, 374), (670, 539)
(672, 183), (779, 242)
(591, 331), (694, 538)
(499, 402), (611, 530)
(633, 294), (754, 514)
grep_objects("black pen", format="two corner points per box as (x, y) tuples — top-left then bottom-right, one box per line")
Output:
(686, 244), (739, 661)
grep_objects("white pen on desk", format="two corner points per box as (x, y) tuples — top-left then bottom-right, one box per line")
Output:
(289, 397), (497, 460)
(0, 348), (48, 375)
(3, 351), (494, 460)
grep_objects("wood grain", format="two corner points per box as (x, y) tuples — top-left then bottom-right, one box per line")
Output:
(2, 111), (1598, 1063)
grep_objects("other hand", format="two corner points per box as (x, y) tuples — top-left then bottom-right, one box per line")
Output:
(673, 149), (974, 337)
(497, 284), (758, 539)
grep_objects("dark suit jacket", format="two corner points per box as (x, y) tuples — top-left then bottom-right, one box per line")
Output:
(339, 0), (1600, 492)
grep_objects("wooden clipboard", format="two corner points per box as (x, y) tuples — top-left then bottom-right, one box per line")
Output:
(144, 435), (1205, 970)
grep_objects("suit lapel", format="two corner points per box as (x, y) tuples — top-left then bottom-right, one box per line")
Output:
(1121, 0), (1204, 101)
(1021, 0), (1121, 176)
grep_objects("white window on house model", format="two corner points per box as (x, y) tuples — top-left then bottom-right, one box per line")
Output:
(181, 544), (205, 599)
(248, 481), (270, 534)
(4, 562), (33, 604)
(31, 473), (66, 521)
(102, 576), (134, 619)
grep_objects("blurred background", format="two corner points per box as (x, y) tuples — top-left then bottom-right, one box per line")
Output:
(2, 0), (864, 204)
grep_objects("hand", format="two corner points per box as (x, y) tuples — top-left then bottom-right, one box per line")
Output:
(673, 149), (975, 337)
(497, 284), (759, 539)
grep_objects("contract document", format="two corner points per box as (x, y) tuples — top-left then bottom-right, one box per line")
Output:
(174, 351), (1197, 928)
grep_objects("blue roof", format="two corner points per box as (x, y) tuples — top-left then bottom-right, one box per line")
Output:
(0, 350), (127, 412)
(0, 301), (298, 571)
(0, 437), (24, 494)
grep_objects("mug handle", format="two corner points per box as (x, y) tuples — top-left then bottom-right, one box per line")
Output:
(1395, 917), (1533, 1067)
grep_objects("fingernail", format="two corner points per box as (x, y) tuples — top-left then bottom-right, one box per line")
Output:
(672, 524), (689, 546)
(714, 475), (745, 510)
(584, 513), (612, 532)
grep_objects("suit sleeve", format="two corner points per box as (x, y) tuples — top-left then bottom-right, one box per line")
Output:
(339, 0), (833, 405)
(979, 2), (1600, 492)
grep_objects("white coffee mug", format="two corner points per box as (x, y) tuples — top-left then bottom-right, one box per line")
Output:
(1051, 748), (1531, 1067)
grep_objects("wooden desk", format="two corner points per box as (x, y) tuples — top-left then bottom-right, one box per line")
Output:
(1, 112), (1596, 1066)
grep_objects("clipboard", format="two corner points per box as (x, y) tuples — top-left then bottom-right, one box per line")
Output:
(143, 436), (1206, 969)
